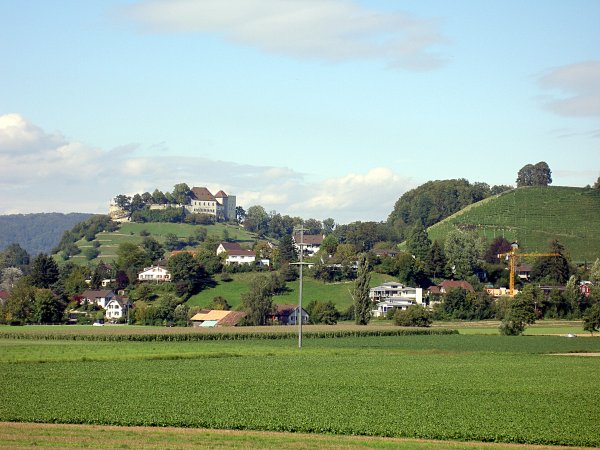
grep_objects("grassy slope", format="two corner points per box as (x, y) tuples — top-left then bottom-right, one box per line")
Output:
(427, 186), (600, 262)
(186, 272), (396, 309)
(68, 222), (257, 265)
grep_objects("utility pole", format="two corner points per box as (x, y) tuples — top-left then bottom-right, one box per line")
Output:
(291, 225), (309, 349)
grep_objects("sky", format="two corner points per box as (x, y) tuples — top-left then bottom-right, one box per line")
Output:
(1, 0), (599, 224)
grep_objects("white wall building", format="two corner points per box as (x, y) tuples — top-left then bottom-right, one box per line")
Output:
(138, 266), (171, 282)
(217, 242), (257, 265)
(369, 282), (423, 305)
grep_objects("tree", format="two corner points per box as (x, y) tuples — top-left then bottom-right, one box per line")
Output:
(116, 242), (151, 274)
(142, 237), (164, 262)
(235, 206), (246, 224)
(406, 223), (431, 262)
(207, 296), (231, 310)
(244, 205), (269, 235)
(164, 233), (182, 252)
(0, 243), (30, 269)
(1, 267), (23, 292)
(530, 239), (571, 284)
(516, 161), (552, 187)
(427, 240), (447, 279)
(320, 234), (338, 256)
(172, 183), (191, 205)
(394, 305), (431, 327)
(241, 274), (275, 325)
(4, 277), (36, 323)
(583, 303), (600, 334)
(306, 300), (339, 325)
(499, 286), (538, 335)
(589, 258), (600, 284)
(167, 252), (206, 296)
(30, 254), (59, 289)
(353, 253), (372, 325)
(152, 189), (168, 204)
(33, 289), (64, 324)
(593, 176), (600, 189)
(113, 194), (132, 212)
(323, 218), (335, 234)
(444, 230), (482, 280)
(484, 236), (512, 264)
(130, 193), (145, 213)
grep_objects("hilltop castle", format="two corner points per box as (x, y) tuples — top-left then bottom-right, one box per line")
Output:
(108, 186), (236, 222)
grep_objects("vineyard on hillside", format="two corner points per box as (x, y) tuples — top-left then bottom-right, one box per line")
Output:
(427, 186), (600, 262)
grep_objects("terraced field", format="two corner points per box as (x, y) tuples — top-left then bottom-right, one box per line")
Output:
(427, 186), (600, 262)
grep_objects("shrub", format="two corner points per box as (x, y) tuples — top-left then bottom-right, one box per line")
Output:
(394, 306), (432, 327)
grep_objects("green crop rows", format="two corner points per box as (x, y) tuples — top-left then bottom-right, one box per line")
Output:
(1, 333), (599, 447)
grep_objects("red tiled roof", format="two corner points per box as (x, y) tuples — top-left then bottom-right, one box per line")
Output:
(440, 280), (475, 292)
(81, 289), (114, 298)
(220, 242), (243, 251)
(293, 234), (323, 245)
(217, 311), (246, 326)
(190, 187), (215, 201)
(214, 190), (228, 198)
(0, 290), (9, 300)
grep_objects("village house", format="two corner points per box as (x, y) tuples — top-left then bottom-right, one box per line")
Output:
(104, 297), (132, 321)
(293, 233), (324, 256)
(270, 304), (310, 325)
(138, 265), (171, 282)
(80, 289), (116, 309)
(216, 242), (266, 266)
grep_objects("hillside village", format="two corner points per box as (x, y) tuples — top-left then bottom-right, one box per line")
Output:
(1, 173), (600, 334)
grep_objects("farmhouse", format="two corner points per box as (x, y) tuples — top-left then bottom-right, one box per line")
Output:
(190, 309), (246, 327)
(270, 304), (310, 325)
(138, 265), (171, 282)
(216, 242), (259, 265)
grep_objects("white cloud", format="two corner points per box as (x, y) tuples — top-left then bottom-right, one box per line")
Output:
(123, 0), (446, 70)
(538, 60), (600, 117)
(0, 114), (414, 223)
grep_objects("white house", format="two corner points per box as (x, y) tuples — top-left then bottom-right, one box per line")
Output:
(216, 242), (257, 265)
(369, 282), (423, 305)
(138, 266), (171, 282)
(104, 297), (131, 320)
(372, 299), (418, 317)
(293, 233), (324, 256)
(80, 289), (116, 309)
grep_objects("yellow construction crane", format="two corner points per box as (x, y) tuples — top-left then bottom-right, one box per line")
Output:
(497, 243), (560, 296)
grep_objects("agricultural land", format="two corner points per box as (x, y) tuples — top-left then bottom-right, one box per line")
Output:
(1, 325), (599, 448)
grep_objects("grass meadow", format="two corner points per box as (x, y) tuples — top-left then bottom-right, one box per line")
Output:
(0, 326), (599, 448)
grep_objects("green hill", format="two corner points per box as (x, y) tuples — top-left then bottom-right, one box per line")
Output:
(427, 186), (600, 262)
(67, 221), (257, 265)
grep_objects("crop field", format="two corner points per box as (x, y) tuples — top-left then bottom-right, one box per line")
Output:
(1, 329), (599, 447)
(427, 186), (600, 262)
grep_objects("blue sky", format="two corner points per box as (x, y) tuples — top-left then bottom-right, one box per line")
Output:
(1, 0), (599, 224)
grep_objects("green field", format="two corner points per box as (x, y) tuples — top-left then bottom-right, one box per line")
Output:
(187, 272), (396, 309)
(427, 186), (600, 262)
(1, 328), (599, 447)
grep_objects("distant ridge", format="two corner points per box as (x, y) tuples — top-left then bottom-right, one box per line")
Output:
(0, 212), (93, 256)
(427, 186), (600, 262)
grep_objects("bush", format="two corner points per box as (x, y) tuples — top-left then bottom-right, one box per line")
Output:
(394, 306), (432, 327)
